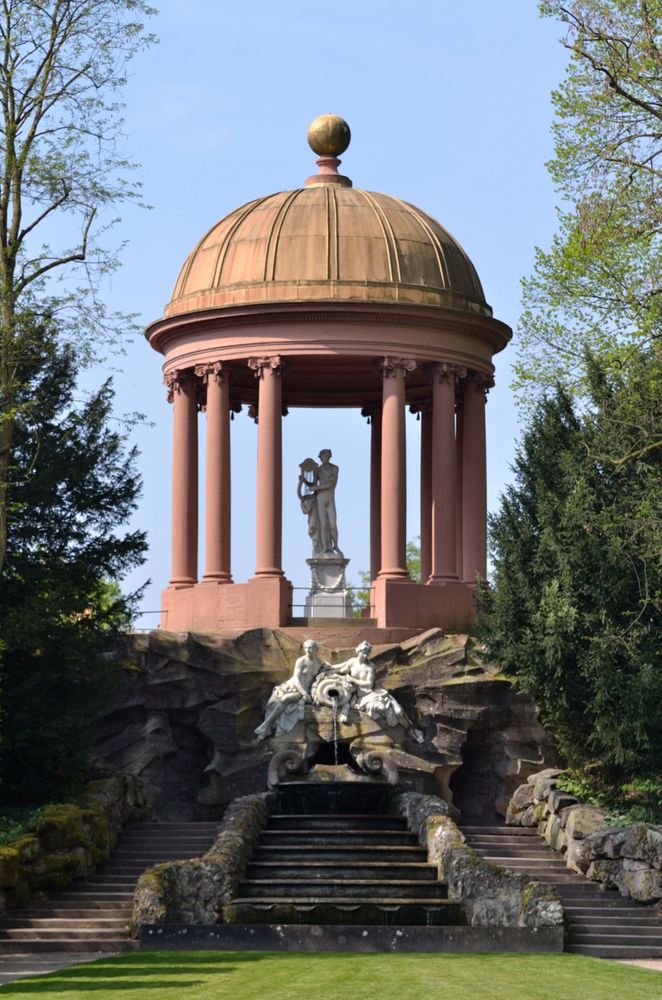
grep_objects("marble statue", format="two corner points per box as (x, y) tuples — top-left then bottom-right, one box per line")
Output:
(254, 639), (330, 741)
(255, 638), (424, 743)
(297, 449), (342, 556)
(334, 641), (425, 742)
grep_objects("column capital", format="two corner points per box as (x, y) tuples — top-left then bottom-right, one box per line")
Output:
(164, 367), (196, 403)
(194, 361), (225, 384)
(465, 369), (495, 396)
(375, 356), (417, 379)
(426, 361), (467, 384)
(248, 355), (282, 378)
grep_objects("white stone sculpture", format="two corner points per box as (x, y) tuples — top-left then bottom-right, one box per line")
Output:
(297, 449), (342, 556)
(255, 638), (424, 743)
(254, 639), (330, 741)
(334, 641), (425, 742)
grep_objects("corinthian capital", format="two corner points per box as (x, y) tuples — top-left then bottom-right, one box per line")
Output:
(375, 357), (417, 378)
(427, 361), (467, 384)
(194, 361), (225, 384)
(248, 355), (282, 378)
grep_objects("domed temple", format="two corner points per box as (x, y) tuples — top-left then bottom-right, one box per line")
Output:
(146, 115), (512, 632)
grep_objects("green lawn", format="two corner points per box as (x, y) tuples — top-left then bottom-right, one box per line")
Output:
(1, 952), (661, 999)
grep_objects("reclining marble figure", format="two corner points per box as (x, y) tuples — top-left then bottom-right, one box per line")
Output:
(254, 639), (330, 741)
(255, 639), (424, 743)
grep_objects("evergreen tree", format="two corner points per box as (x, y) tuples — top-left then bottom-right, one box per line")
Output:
(480, 350), (662, 784)
(0, 329), (146, 804)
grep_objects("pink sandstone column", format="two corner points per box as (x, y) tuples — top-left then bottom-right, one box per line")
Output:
(362, 406), (382, 584)
(249, 356), (284, 577)
(166, 369), (198, 586)
(378, 358), (415, 580)
(196, 362), (232, 583)
(455, 396), (464, 580)
(430, 363), (461, 582)
(419, 404), (432, 584)
(462, 371), (491, 584)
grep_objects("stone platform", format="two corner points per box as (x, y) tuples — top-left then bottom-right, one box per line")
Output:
(140, 923), (564, 953)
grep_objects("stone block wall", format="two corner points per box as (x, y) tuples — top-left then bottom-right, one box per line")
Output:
(506, 769), (662, 904)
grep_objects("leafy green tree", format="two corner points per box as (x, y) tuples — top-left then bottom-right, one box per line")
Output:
(0, 326), (146, 804)
(479, 349), (662, 784)
(0, 0), (156, 572)
(517, 0), (661, 401)
(350, 538), (421, 615)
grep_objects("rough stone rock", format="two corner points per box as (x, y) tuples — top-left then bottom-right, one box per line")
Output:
(583, 826), (630, 860)
(566, 836), (592, 874)
(564, 805), (609, 840)
(397, 792), (563, 930)
(96, 629), (558, 821)
(544, 814), (567, 853)
(622, 824), (662, 867)
(530, 769), (565, 802)
(547, 789), (579, 815)
(587, 858), (622, 886)
(618, 862), (662, 903)
(509, 783), (535, 813)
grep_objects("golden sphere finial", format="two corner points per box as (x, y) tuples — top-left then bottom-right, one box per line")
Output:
(307, 114), (351, 157)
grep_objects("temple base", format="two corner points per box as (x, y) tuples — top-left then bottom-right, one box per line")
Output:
(161, 576), (293, 631)
(373, 578), (475, 632)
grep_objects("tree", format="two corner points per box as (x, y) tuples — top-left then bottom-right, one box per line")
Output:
(0, 0), (156, 572)
(479, 349), (662, 784)
(0, 325), (146, 803)
(516, 0), (661, 400)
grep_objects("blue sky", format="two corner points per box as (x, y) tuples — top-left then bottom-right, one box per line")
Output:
(93, 1), (569, 626)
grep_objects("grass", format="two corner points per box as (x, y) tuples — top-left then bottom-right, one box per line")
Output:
(1, 951), (661, 999)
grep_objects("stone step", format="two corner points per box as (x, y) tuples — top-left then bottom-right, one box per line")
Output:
(225, 900), (464, 926)
(0, 918), (129, 929)
(566, 944), (662, 958)
(54, 891), (133, 901)
(259, 831), (418, 846)
(245, 862), (438, 881)
(236, 879), (448, 900)
(253, 846), (427, 863)
(571, 931), (662, 945)
(565, 906), (662, 917)
(0, 938), (139, 954)
(0, 927), (132, 940)
(6, 908), (132, 919)
(462, 826), (538, 836)
(570, 923), (662, 936)
(231, 895), (454, 906)
(268, 815), (407, 831)
(124, 823), (219, 830)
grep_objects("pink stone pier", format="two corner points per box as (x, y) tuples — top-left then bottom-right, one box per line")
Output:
(147, 116), (511, 633)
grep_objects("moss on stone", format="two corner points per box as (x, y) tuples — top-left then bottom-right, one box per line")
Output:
(36, 804), (86, 851)
(0, 847), (20, 887)
(11, 834), (40, 863)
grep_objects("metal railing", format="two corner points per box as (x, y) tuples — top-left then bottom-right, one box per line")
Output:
(288, 585), (375, 619)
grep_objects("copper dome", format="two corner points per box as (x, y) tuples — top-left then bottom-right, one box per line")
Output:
(165, 185), (491, 320)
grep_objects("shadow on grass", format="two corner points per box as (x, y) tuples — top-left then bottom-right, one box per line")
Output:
(0, 952), (265, 994)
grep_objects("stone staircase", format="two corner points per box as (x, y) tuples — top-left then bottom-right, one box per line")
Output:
(0, 822), (218, 954)
(461, 823), (662, 959)
(227, 812), (463, 926)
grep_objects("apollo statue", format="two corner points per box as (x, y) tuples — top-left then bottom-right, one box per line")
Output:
(297, 448), (343, 557)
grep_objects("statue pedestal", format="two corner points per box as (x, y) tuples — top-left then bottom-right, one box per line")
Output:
(304, 555), (352, 618)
